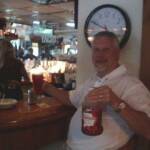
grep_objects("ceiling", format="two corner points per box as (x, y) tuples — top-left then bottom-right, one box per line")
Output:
(0, 0), (75, 30)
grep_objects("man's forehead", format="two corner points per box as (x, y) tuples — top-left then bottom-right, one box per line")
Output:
(92, 36), (119, 48)
(92, 37), (114, 46)
(94, 36), (114, 41)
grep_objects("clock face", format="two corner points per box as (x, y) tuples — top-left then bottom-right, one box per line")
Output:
(84, 4), (131, 48)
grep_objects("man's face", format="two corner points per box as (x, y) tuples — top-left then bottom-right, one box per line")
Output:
(91, 36), (120, 77)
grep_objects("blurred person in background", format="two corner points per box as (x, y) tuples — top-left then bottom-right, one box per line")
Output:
(0, 39), (30, 100)
(24, 47), (37, 60)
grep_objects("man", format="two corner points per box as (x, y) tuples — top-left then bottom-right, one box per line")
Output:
(23, 47), (37, 60)
(42, 31), (150, 150)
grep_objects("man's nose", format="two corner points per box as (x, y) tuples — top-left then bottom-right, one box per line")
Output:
(96, 50), (106, 56)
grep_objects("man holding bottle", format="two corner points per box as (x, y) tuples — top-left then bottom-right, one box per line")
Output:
(42, 31), (150, 150)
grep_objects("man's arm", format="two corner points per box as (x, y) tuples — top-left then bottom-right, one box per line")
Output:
(42, 82), (73, 106)
(87, 85), (150, 140)
(111, 96), (150, 140)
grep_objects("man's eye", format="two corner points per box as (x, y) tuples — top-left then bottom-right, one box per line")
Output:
(93, 48), (99, 52)
(102, 48), (110, 51)
(93, 48), (110, 52)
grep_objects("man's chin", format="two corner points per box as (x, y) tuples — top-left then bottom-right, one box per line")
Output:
(95, 64), (106, 71)
(95, 66), (107, 76)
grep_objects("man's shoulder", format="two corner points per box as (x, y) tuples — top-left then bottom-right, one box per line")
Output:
(119, 72), (145, 90)
(118, 65), (141, 84)
(122, 72), (141, 83)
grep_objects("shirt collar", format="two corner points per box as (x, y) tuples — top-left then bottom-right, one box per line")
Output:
(94, 65), (127, 82)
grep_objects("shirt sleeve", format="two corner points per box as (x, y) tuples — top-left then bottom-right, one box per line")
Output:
(122, 82), (150, 118)
(69, 85), (85, 108)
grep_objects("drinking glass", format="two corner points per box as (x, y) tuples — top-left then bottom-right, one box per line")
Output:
(32, 74), (44, 95)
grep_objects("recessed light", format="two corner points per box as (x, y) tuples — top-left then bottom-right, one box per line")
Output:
(32, 0), (50, 5)
(33, 20), (40, 25)
(66, 22), (75, 28)
(5, 9), (13, 13)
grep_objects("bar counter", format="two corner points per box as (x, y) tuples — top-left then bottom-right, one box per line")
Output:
(0, 97), (76, 150)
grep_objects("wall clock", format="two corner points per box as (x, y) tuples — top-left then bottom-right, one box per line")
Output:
(84, 4), (131, 48)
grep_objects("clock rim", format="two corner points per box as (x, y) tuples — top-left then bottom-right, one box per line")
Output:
(84, 4), (131, 48)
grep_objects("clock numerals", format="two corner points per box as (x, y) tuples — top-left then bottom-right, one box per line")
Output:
(116, 18), (121, 25)
(112, 13), (116, 19)
(103, 11), (110, 18)
(98, 13), (103, 19)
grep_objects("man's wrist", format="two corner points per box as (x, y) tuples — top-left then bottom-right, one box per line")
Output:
(114, 102), (126, 112)
(111, 100), (127, 113)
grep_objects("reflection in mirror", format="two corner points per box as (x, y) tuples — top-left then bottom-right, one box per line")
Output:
(0, 0), (78, 90)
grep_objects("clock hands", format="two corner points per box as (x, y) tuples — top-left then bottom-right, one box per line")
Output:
(91, 20), (108, 30)
(90, 20), (100, 27)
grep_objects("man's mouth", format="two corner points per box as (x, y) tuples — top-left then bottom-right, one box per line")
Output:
(95, 59), (107, 64)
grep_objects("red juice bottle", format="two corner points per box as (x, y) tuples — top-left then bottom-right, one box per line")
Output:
(82, 99), (103, 136)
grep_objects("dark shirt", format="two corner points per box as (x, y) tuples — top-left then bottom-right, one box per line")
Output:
(0, 58), (26, 100)
(0, 59), (24, 84)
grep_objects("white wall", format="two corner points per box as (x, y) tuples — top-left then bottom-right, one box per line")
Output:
(76, 0), (143, 86)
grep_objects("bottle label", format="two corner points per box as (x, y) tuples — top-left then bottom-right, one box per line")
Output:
(83, 111), (96, 127)
(82, 107), (103, 135)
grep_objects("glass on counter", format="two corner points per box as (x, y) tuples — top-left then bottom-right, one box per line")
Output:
(32, 73), (44, 94)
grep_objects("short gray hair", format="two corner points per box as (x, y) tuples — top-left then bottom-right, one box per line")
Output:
(93, 31), (120, 48)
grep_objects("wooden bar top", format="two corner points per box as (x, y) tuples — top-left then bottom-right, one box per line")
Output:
(0, 97), (75, 130)
(0, 96), (75, 150)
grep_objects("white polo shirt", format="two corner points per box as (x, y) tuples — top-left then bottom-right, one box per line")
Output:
(67, 65), (150, 150)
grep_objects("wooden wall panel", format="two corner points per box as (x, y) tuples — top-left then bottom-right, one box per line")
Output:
(140, 0), (150, 90)
(138, 1), (150, 149)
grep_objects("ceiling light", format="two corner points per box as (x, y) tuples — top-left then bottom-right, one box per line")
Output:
(32, 11), (39, 14)
(49, 0), (67, 4)
(31, 0), (67, 5)
(32, 0), (51, 5)
(33, 20), (40, 25)
(66, 22), (75, 28)
(5, 9), (13, 13)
